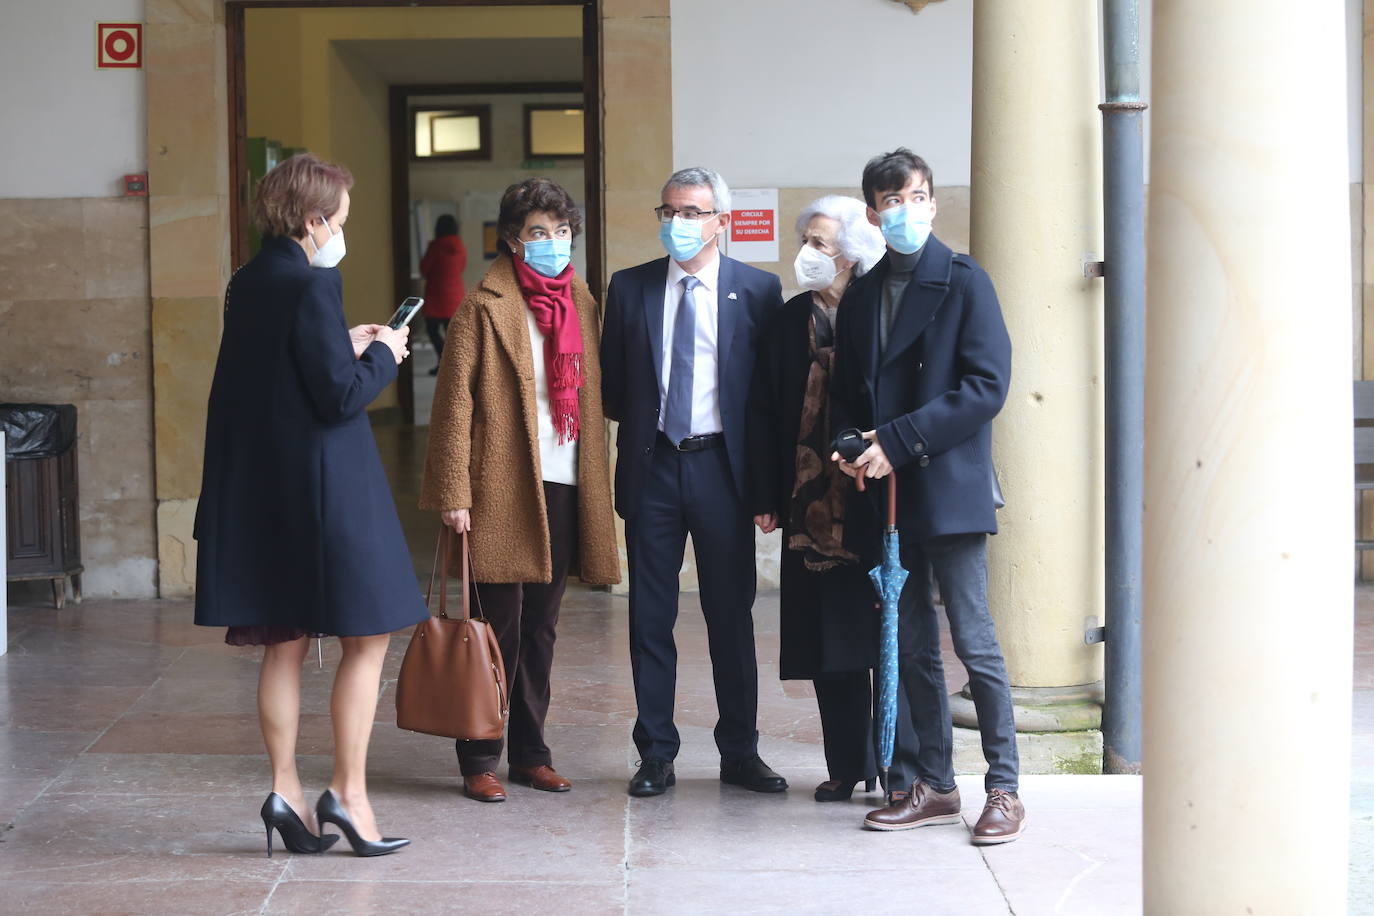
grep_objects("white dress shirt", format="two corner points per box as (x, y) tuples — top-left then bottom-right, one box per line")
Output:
(660, 255), (723, 436)
(525, 308), (579, 485)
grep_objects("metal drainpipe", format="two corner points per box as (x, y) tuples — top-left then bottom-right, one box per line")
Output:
(1099, 0), (1147, 774)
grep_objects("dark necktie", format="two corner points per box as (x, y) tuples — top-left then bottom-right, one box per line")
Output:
(664, 275), (700, 444)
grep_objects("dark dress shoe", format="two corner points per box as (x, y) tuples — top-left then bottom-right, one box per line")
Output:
(314, 790), (410, 858)
(720, 755), (788, 793)
(509, 764), (571, 792)
(628, 759), (675, 797)
(463, 772), (507, 803)
(813, 777), (878, 802)
(260, 793), (340, 857)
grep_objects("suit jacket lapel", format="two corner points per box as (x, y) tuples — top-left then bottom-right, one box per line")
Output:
(717, 256), (742, 384)
(881, 235), (954, 368)
(642, 258), (670, 396)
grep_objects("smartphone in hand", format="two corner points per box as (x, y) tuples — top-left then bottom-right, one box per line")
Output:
(387, 296), (425, 330)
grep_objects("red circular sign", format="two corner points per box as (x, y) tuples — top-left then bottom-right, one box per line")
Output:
(104, 30), (135, 62)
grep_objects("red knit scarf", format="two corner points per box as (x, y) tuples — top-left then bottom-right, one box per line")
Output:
(511, 255), (583, 443)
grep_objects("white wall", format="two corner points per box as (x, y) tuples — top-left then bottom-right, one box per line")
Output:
(671, 0), (973, 189)
(0, 0), (146, 198)
(673, 0), (1364, 188)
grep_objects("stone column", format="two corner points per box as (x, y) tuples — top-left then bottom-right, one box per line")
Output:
(967, 0), (1106, 764)
(1142, 2), (1352, 910)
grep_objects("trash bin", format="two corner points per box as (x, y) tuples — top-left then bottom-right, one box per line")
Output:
(2, 404), (82, 608)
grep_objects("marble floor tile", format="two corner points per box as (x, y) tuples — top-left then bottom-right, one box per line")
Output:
(265, 879), (627, 915)
(2, 880), (273, 916)
(972, 806), (1143, 916)
(0, 728), (99, 778)
(90, 713), (336, 756)
(44, 753), (328, 798)
(0, 682), (146, 731)
(624, 867), (1011, 916)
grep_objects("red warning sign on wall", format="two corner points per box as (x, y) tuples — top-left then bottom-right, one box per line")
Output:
(97, 23), (142, 69)
(730, 209), (776, 243)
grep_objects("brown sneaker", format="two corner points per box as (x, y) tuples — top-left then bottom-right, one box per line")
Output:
(509, 764), (571, 793)
(863, 781), (962, 832)
(971, 788), (1026, 845)
(463, 772), (507, 803)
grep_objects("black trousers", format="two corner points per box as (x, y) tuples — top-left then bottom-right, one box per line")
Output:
(625, 440), (759, 762)
(813, 670), (920, 791)
(455, 482), (577, 776)
(425, 317), (449, 359)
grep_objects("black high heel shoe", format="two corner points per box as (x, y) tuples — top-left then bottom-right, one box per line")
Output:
(260, 793), (340, 857)
(813, 777), (879, 803)
(315, 790), (410, 858)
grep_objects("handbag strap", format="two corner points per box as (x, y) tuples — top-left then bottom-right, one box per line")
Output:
(427, 525), (484, 621)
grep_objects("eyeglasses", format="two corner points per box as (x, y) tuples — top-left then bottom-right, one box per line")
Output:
(653, 206), (719, 223)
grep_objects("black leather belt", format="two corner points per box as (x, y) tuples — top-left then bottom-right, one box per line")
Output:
(658, 431), (724, 452)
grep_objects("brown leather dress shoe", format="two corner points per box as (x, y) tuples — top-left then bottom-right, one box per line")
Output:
(971, 788), (1026, 845)
(509, 764), (571, 793)
(863, 781), (962, 832)
(463, 772), (507, 803)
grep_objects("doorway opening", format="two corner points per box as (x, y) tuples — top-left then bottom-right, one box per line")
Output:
(225, 1), (602, 427)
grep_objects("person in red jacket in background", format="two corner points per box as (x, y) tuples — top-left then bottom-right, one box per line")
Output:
(419, 214), (468, 375)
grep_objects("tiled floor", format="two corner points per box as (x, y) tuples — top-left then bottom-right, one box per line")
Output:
(0, 590), (1146, 915)
(0, 420), (1367, 914)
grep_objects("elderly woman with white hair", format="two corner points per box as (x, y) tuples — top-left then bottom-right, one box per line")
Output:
(747, 195), (914, 802)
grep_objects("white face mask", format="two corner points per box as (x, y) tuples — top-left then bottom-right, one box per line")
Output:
(794, 244), (843, 292)
(308, 217), (346, 269)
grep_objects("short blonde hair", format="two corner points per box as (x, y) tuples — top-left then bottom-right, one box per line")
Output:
(252, 153), (353, 240)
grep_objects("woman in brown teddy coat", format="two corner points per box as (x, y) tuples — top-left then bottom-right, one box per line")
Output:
(420, 178), (620, 803)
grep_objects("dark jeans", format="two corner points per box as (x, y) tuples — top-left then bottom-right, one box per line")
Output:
(425, 317), (449, 359)
(625, 439), (759, 762)
(455, 481), (576, 776)
(898, 532), (1019, 793)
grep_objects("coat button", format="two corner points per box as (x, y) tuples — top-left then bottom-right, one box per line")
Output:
(918, 455), (931, 468)
(644, 446), (651, 455)
(913, 443), (925, 455)
(917, 361), (924, 371)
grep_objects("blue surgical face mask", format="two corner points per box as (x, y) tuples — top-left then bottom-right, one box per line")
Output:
(878, 202), (933, 255)
(521, 237), (572, 278)
(659, 215), (716, 263)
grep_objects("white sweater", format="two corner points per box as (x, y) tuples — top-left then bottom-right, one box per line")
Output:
(525, 308), (579, 486)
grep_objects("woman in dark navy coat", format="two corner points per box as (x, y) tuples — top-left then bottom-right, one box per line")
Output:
(194, 154), (424, 858)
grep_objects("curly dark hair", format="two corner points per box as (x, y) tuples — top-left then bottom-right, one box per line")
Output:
(496, 178), (582, 255)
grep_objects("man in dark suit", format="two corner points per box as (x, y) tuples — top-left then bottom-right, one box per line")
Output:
(829, 149), (1026, 844)
(601, 167), (787, 797)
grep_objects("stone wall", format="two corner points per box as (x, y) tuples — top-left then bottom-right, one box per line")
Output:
(0, 197), (157, 598)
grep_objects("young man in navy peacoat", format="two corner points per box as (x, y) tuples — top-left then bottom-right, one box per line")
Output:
(829, 149), (1026, 844)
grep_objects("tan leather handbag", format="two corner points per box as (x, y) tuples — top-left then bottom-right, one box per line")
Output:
(396, 527), (508, 741)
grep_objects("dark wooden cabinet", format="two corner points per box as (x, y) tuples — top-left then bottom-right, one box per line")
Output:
(5, 448), (83, 607)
